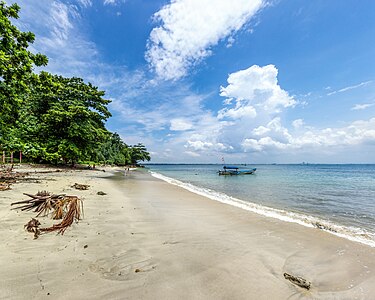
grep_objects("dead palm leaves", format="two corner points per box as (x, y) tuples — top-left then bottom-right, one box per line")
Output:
(13, 191), (83, 239)
(41, 197), (82, 235)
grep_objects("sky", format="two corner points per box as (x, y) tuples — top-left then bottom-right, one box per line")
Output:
(9, 0), (375, 163)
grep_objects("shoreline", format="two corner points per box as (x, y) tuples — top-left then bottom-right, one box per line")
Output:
(1, 166), (375, 299)
(150, 170), (375, 248)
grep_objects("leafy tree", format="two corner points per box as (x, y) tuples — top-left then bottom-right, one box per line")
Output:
(0, 2), (47, 141)
(128, 143), (151, 165)
(0, 2), (151, 166)
(18, 72), (111, 165)
(94, 133), (130, 165)
(93, 135), (150, 166)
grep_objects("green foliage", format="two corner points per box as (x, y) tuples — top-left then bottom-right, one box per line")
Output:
(0, 2), (151, 165)
(94, 134), (151, 166)
(17, 72), (112, 164)
(0, 1), (48, 139)
(128, 143), (151, 165)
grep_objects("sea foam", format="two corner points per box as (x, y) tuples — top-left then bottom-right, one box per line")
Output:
(150, 171), (375, 248)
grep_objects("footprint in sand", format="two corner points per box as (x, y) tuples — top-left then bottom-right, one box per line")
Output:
(89, 251), (156, 281)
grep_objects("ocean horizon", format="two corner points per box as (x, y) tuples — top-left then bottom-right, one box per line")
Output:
(146, 164), (375, 247)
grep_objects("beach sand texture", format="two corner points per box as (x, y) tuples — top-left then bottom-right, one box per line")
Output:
(1, 166), (375, 299)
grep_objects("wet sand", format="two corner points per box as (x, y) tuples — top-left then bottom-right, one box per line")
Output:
(1, 166), (374, 299)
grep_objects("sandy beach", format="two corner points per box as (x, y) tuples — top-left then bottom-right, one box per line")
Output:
(1, 165), (375, 299)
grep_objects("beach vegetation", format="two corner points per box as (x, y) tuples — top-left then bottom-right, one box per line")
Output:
(0, 2), (47, 143)
(0, 2), (150, 166)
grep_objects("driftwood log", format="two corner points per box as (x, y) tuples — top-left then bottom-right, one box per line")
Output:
(284, 272), (311, 290)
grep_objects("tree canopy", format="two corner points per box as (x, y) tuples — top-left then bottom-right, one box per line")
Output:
(0, 2), (150, 165)
(0, 2), (47, 132)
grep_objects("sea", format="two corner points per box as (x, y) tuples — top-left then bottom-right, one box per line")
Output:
(146, 164), (375, 247)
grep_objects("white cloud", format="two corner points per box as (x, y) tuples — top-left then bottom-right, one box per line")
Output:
(241, 138), (262, 151)
(252, 125), (270, 136)
(185, 140), (230, 152)
(186, 140), (214, 151)
(220, 65), (296, 115)
(351, 103), (374, 111)
(14, 0), (99, 78)
(49, 2), (75, 43)
(184, 151), (201, 157)
(218, 104), (257, 119)
(145, 0), (264, 80)
(327, 80), (372, 96)
(242, 118), (375, 152)
(78, 0), (92, 8)
(292, 118), (304, 128)
(170, 118), (193, 131)
(103, 0), (125, 5)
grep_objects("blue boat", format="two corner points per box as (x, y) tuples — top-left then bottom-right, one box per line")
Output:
(218, 165), (256, 175)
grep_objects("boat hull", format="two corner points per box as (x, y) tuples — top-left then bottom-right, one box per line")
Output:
(218, 168), (256, 175)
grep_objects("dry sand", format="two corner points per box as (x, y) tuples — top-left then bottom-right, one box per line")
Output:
(1, 165), (375, 299)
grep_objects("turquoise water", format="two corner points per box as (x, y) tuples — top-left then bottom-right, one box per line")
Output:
(146, 164), (375, 247)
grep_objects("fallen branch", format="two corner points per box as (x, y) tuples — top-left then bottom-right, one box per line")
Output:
(284, 272), (311, 290)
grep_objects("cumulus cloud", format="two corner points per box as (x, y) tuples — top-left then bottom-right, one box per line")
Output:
(185, 140), (230, 152)
(242, 118), (375, 152)
(219, 65), (296, 116)
(145, 0), (264, 80)
(218, 104), (257, 119)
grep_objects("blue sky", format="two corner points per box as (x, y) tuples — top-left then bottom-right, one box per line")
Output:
(11, 0), (375, 163)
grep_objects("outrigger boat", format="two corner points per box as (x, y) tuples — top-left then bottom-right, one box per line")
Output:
(218, 165), (256, 176)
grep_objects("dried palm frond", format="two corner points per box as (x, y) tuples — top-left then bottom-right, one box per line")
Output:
(36, 190), (51, 197)
(14, 192), (83, 238)
(52, 198), (68, 220)
(41, 197), (83, 235)
(35, 198), (55, 217)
